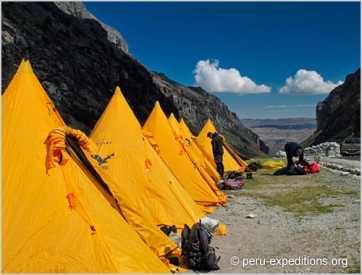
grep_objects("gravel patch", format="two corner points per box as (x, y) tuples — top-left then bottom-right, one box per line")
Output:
(200, 163), (361, 274)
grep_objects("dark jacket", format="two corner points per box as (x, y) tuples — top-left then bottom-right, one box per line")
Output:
(211, 132), (224, 156)
(284, 142), (304, 163)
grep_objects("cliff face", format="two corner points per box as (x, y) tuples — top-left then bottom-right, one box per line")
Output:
(2, 1), (268, 157)
(53, 2), (128, 53)
(301, 68), (360, 147)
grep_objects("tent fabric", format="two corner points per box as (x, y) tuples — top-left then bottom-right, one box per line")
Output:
(42, 113), (182, 264)
(196, 119), (245, 173)
(2, 59), (170, 273)
(45, 128), (69, 172)
(141, 127), (215, 215)
(88, 87), (206, 233)
(45, 127), (96, 173)
(65, 134), (124, 215)
(62, 129), (183, 272)
(179, 118), (220, 183)
(143, 102), (220, 207)
(169, 114), (218, 181)
(221, 137), (249, 172)
(168, 114), (227, 206)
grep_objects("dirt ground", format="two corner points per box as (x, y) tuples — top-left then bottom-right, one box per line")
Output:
(200, 159), (361, 274)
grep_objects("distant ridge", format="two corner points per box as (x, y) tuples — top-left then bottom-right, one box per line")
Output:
(252, 124), (316, 130)
(241, 118), (317, 156)
(241, 118), (317, 128)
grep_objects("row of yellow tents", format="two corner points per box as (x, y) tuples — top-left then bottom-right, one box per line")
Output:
(2, 59), (249, 273)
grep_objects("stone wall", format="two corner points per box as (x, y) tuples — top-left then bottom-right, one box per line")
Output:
(304, 142), (341, 158)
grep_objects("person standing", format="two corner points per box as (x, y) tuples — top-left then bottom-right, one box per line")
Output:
(284, 142), (304, 172)
(207, 131), (225, 178)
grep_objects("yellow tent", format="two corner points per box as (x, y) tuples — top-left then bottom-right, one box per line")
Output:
(168, 114), (227, 206)
(179, 117), (220, 183)
(2, 59), (170, 273)
(63, 127), (182, 272)
(88, 87), (206, 232)
(196, 119), (248, 173)
(143, 102), (220, 208)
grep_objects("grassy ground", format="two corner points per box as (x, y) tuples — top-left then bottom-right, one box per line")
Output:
(209, 158), (361, 273)
(242, 158), (359, 218)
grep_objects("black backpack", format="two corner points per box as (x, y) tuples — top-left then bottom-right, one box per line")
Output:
(181, 221), (220, 271)
(226, 170), (243, 179)
(287, 166), (307, 176)
(246, 161), (262, 172)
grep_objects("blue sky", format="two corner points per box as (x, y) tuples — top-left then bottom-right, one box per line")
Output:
(83, 1), (360, 120)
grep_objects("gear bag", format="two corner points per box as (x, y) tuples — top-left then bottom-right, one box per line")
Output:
(217, 171), (244, 190)
(181, 221), (220, 271)
(222, 176), (244, 189)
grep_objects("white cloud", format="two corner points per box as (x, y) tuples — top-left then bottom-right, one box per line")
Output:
(279, 69), (344, 95)
(193, 59), (271, 94)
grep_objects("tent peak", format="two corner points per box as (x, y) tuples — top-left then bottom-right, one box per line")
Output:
(151, 101), (163, 113)
(206, 119), (214, 127)
(114, 86), (122, 95)
(18, 59), (33, 73)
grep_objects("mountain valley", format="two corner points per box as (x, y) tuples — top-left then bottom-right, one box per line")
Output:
(241, 118), (317, 156)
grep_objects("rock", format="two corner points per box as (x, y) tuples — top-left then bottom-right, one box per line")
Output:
(53, 2), (129, 52)
(314, 154), (321, 163)
(303, 68), (360, 148)
(304, 142), (342, 157)
(246, 213), (256, 219)
(340, 171), (350, 176)
(351, 169), (361, 175)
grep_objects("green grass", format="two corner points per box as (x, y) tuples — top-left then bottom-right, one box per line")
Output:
(237, 161), (359, 217)
(244, 184), (345, 216)
(345, 259), (361, 274)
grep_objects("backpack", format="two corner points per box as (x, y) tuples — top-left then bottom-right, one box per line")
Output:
(222, 176), (244, 190)
(304, 162), (320, 173)
(296, 160), (320, 174)
(226, 170), (243, 179)
(181, 221), (220, 271)
(287, 166), (306, 175)
(246, 161), (262, 172)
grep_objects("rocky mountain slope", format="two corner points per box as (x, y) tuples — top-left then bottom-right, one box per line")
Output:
(53, 2), (128, 53)
(301, 68), (360, 148)
(1, 1), (268, 158)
